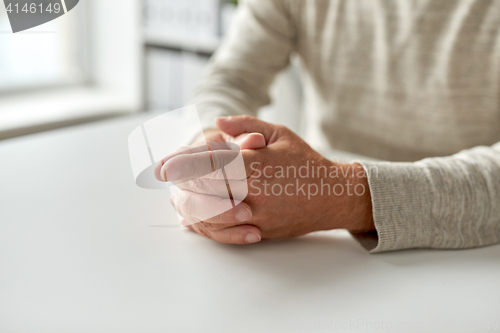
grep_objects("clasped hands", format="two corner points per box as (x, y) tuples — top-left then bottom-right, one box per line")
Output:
(154, 116), (374, 244)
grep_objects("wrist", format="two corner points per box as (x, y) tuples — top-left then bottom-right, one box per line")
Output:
(313, 161), (374, 233)
(341, 163), (375, 232)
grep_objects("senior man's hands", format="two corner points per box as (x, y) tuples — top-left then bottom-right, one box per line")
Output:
(155, 116), (375, 244)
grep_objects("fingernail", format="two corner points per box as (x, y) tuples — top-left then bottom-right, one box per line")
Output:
(235, 208), (252, 222)
(245, 233), (261, 244)
(160, 163), (166, 182)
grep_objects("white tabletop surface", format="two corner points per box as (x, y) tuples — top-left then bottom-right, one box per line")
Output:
(1, 114), (499, 333)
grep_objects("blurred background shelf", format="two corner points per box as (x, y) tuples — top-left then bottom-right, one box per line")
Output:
(141, 0), (236, 111)
(144, 30), (222, 54)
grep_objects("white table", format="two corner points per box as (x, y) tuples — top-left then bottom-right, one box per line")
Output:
(1, 114), (499, 333)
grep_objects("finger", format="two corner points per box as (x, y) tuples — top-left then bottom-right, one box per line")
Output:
(154, 145), (210, 181)
(191, 223), (262, 244)
(162, 148), (257, 182)
(216, 116), (278, 144)
(175, 178), (232, 199)
(176, 178), (247, 199)
(157, 142), (245, 182)
(171, 191), (253, 225)
(203, 200), (253, 226)
(233, 132), (266, 150)
(155, 143), (237, 181)
(161, 151), (215, 182)
(175, 177), (248, 202)
(154, 132), (265, 182)
(162, 148), (262, 184)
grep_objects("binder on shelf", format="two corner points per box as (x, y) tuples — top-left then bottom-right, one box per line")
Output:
(195, 0), (221, 38)
(160, 0), (177, 33)
(144, 0), (224, 39)
(146, 49), (210, 111)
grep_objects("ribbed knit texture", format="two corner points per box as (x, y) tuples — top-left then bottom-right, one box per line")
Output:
(357, 144), (500, 252)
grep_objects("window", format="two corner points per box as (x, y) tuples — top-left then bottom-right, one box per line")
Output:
(0, 3), (87, 92)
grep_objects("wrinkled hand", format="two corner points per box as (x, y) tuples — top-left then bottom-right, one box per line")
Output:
(155, 116), (374, 245)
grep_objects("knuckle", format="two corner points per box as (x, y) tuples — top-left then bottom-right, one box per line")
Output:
(210, 213), (224, 224)
(189, 178), (204, 192)
(217, 210), (234, 224)
(199, 221), (220, 231)
(276, 124), (290, 134)
(194, 224), (211, 239)
(211, 152), (225, 170)
(275, 124), (286, 131)
(250, 191), (267, 205)
(178, 193), (195, 215)
(243, 153), (262, 178)
(209, 169), (225, 180)
(230, 233), (243, 244)
(256, 156), (272, 176)
(240, 115), (253, 122)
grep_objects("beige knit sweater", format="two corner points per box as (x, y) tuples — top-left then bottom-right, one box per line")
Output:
(190, 0), (500, 252)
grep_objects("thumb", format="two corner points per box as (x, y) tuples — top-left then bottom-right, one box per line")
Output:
(216, 116), (277, 144)
(232, 132), (266, 150)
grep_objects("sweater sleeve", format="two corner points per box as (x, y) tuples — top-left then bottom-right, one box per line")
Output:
(353, 142), (500, 253)
(189, 0), (296, 130)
